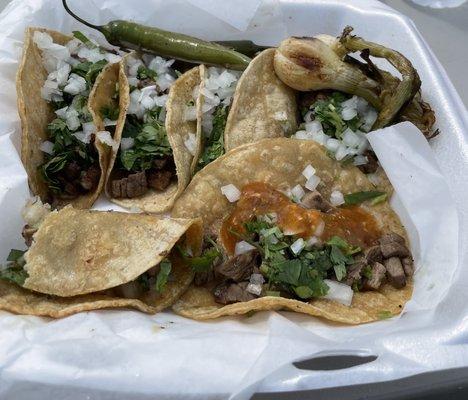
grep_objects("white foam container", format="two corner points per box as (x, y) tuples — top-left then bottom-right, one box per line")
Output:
(0, 0), (467, 399)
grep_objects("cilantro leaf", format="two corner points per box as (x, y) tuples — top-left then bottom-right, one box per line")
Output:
(72, 31), (96, 48)
(155, 259), (172, 293)
(7, 249), (25, 263)
(137, 65), (157, 81)
(197, 105), (228, 170)
(179, 243), (222, 273)
(101, 104), (120, 121)
(1, 249), (28, 286)
(344, 191), (386, 205)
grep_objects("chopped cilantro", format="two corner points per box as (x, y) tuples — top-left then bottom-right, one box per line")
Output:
(155, 259), (172, 293)
(362, 265), (373, 280)
(179, 240), (222, 273)
(72, 31), (96, 48)
(264, 290), (280, 297)
(1, 249), (28, 286)
(370, 193), (388, 205)
(101, 104), (120, 121)
(71, 60), (107, 85)
(137, 65), (157, 81)
(197, 105), (228, 170)
(344, 191), (386, 205)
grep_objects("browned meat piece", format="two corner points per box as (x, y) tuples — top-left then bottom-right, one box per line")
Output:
(63, 181), (80, 197)
(215, 250), (260, 282)
(80, 165), (100, 191)
(111, 171), (147, 198)
(384, 257), (406, 288)
(194, 270), (215, 286)
(379, 233), (405, 245)
(358, 150), (379, 174)
(379, 233), (410, 258)
(345, 260), (366, 286)
(213, 281), (256, 305)
(147, 169), (173, 191)
(153, 157), (169, 170)
(64, 161), (81, 180)
(402, 257), (414, 277)
(298, 90), (331, 110)
(363, 262), (386, 290)
(364, 245), (383, 264)
(301, 190), (333, 213)
(22, 224), (37, 247)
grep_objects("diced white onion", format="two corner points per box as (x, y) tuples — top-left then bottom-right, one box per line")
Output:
(302, 164), (316, 180)
(367, 173), (381, 186)
(234, 241), (256, 256)
(304, 120), (323, 134)
(55, 106), (68, 118)
(21, 196), (51, 228)
(325, 138), (341, 152)
(305, 236), (319, 247)
(120, 137), (134, 151)
(314, 219), (325, 237)
(96, 130), (118, 150)
(291, 184), (305, 202)
(246, 283), (263, 296)
(335, 143), (349, 161)
(330, 190), (345, 206)
(63, 73), (87, 95)
(39, 141), (54, 155)
(185, 106), (197, 121)
(353, 155), (368, 166)
(343, 128), (361, 148)
(250, 273), (265, 285)
(341, 106), (357, 121)
(290, 238), (305, 255)
(184, 133), (197, 156)
(72, 131), (91, 144)
(103, 118), (117, 127)
(323, 279), (354, 306)
(221, 184), (241, 203)
(293, 130), (312, 140)
(305, 175), (321, 191)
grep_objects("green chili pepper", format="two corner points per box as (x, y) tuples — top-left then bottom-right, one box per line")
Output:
(62, 0), (252, 70)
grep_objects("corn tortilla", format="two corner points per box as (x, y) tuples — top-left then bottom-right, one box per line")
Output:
(172, 138), (413, 324)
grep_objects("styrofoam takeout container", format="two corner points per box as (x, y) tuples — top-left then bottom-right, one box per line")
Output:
(0, 0), (467, 399)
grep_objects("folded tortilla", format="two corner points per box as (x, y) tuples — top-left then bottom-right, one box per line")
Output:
(17, 27), (114, 209)
(171, 138), (412, 324)
(0, 207), (202, 317)
(223, 49), (297, 152)
(100, 54), (202, 213)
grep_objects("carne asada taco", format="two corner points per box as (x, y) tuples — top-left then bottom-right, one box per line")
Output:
(17, 27), (123, 209)
(0, 198), (202, 318)
(172, 138), (413, 324)
(185, 49), (297, 173)
(100, 53), (202, 212)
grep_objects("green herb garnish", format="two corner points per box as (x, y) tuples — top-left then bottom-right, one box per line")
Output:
(377, 310), (393, 320)
(137, 65), (157, 81)
(197, 105), (228, 170)
(344, 191), (386, 205)
(72, 31), (96, 48)
(1, 249), (28, 286)
(101, 104), (120, 121)
(155, 259), (172, 293)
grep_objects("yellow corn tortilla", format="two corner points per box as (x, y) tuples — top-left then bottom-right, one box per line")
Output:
(172, 138), (412, 324)
(103, 56), (202, 213)
(16, 27), (112, 209)
(223, 49), (298, 152)
(0, 207), (202, 318)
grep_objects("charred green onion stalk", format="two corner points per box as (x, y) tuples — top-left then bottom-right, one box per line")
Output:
(62, 0), (252, 69)
(274, 26), (435, 135)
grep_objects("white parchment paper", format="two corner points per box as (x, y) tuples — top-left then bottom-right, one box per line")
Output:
(0, 1), (467, 399)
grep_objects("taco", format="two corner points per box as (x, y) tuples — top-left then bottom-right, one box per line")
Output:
(97, 52), (202, 213)
(171, 138), (414, 324)
(17, 27), (123, 209)
(184, 49), (297, 173)
(0, 198), (202, 318)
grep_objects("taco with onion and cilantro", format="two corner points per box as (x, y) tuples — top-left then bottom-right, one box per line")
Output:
(171, 138), (414, 324)
(0, 198), (202, 318)
(17, 27), (124, 209)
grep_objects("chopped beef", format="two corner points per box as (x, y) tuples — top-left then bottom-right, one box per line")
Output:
(301, 190), (333, 213)
(194, 270), (215, 286)
(215, 250), (260, 282)
(147, 169), (173, 191)
(379, 235), (410, 258)
(298, 90), (331, 111)
(358, 150), (379, 174)
(63, 181), (80, 197)
(402, 257), (414, 277)
(363, 262), (386, 290)
(64, 161), (82, 180)
(364, 245), (383, 264)
(213, 281), (256, 305)
(153, 157), (169, 170)
(111, 171), (147, 198)
(384, 257), (406, 288)
(345, 259), (366, 286)
(22, 224), (37, 247)
(80, 165), (100, 191)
